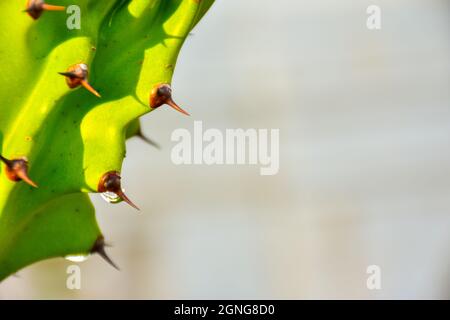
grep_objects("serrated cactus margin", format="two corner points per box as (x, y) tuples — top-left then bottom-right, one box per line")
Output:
(0, 0), (214, 281)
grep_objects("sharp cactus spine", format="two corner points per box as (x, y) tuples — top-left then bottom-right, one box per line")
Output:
(59, 63), (101, 98)
(98, 171), (139, 211)
(0, 0), (215, 280)
(91, 236), (120, 271)
(0, 155), (38, 188)
(150, 83), (190, 116)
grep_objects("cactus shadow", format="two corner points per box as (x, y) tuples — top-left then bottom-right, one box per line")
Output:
(89, 1), (184, 103)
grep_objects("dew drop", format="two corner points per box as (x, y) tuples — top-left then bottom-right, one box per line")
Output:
(65, 254), (89, 262)
(100, 190), (125, 204)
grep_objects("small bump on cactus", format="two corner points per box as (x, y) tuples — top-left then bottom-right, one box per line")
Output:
(98, 171), (139, 211)
(126, 119), (161, 149)
(150, 83), (190, 116)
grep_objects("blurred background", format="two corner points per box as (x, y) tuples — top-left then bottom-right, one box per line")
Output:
(1, 0), (449, 299)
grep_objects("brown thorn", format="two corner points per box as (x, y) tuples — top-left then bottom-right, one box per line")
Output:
(81, 80), (101, 98)
(42, 4), (65, 11)
(25, 0), (65, 20)
(58, 71), (78, 78)
(0, 155), (11, 166)
(25, 0), (44, 19)
(116, 189), (140, 211)
(91, 236), (120, 271)
(59, 64), (100, 96)
(16, 168), (38, 188)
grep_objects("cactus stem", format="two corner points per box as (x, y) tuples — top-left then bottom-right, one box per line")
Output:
(0, 154), (12, 166)
(150, 84), (190, 116)
(0, 155), (38, 188)
(98, 171), (140, 210)
(25, 0), (65, 20)
(59, 64), (101, 98)
(115, 189), (140, 211)
(167, 99), (190, 116)
(58, 71), (76, 78)
(91, 236), (120, 271)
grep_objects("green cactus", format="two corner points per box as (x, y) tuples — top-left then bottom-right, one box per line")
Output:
(0, 0), (214, 281)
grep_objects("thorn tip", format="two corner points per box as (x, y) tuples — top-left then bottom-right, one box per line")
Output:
(150, 83), (190, 116)
(91, 236), (120, 271)
(137, 131), (161, 149)
(98, 171), (139, 210)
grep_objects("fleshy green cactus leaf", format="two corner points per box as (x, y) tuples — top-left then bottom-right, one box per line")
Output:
(0, 0), (214, 281)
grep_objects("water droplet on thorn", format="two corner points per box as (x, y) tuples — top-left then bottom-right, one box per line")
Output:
(98, 171), (139, 210)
